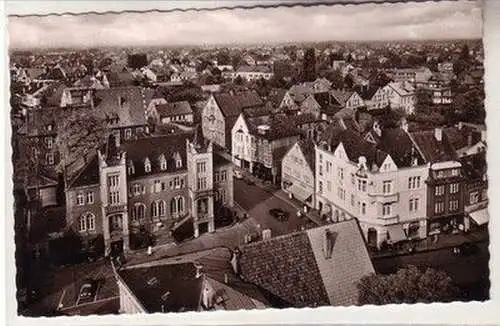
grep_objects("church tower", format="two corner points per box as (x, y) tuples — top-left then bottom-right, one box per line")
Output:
(98, 134), (130, 257)
(187, 125), (215, 238)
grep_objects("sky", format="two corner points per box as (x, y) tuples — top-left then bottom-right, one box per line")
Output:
(7, 0), (482, 49)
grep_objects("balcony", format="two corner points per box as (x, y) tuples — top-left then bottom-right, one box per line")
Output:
(105, 204), (127, 215)
(368, 192), (399, 204)
(377, 214), (400, 224)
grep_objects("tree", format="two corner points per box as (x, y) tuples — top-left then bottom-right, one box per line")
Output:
(301, 48), (316, 82)
(357, 265), (457, 305)
(55, 109), (108, 182)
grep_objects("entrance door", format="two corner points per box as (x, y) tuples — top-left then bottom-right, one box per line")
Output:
(367, 228), (378, 248)
(199, 222), (209, 235)
(110, 239), (123, 258)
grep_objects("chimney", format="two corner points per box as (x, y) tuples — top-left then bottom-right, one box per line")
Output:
(481, 130), (486, 142)
(373, 121), (382, 137)
(400, 117), (408, 132)
(434, 128), (442, 142)
(202, 285), (214, 310)
(224, 273), (229, 284)
(323, 229), (336, 260)
(457, 121), (463, 130)
(467, 133), (473, 147)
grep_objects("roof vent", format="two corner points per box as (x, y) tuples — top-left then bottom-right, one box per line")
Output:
(257, 124), (270, 135)
(161, 291), (171, 301)
(434, 128), (442, 142)
(147, 276), (159, 286)
(323, 229), (337, 260)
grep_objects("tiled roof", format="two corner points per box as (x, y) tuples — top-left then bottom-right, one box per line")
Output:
(94, 86), (149, 128)
(409, 129), (458, 163)
(156, 101), (193, 118)
(306, 221), (374, 306)
(329, 90), (353, 106)
(119, 263), (203, 313)
(126, 247), (271, 311)
(238, 220), (374, 307)
(245, 114), (301, 141)
(267, 88), (287, 107)
(69, 154), (100, 188)
(213, 91), (263, 118)
(354, 85), (379, 101)
(319, 125), (387, 168)
(377, 128), (425, 168)
(387, 81), (415, 96)
(238, 232), (330, 307)
(312, 92), (332, 108)
(297, 138), (316, 172)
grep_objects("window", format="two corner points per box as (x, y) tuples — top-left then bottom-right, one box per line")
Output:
(469, 191), (479, 204)
(197, 177), (207, 190)
(327, 181), (332, 192)
(382, 203), (391, 216)
(197, 162), (207, 173)
(144, 158), (151, 173)
(86, 192), (94, 204)
(125, 128), (132, 140)
(108, 175), (119, 188)
(319, 154), (323, 163)
(338, 187), (345, 200)
(158, 201), (166, 216)
(151, 202), (158, 218)
(152, 180), (161, 193)
(46, 153), (55, 165)
(449, 200), (459, 212)
(409, 198), (420, 212)
(450, 183), (459, 194)
(177, 197), (184, 213)
(76, 193), (85, 206)
(326, 161), (332, 173)
(451, 168), (459, 176)
(361, 202), (367, 215)
(221, 170), (227, 181)
(408, 176), (421, 189)
(338, 168), (344, 180)
(109, 191), (120, 205)
(160, 156), (167, 171)
(173, 176), (182, 189)
(318, 181), (323, 194)
(357, 179), (367, 192)
(383, 180), (392, 194)
(319, 165), (323, 176)
(435, 185), (445, 196)
(132, 203), (146, 220)
(351, 174), (355, 185)
(176, 158), (182, 168)
(128, 163), (135, 175)
(45, 137), (53, 149)
(407, 222), (420, 238)
(79, 213), (95, 232)
(351, 194), (355, 206)
(79, 215), (87, 231)
(434, 202), (444, 214)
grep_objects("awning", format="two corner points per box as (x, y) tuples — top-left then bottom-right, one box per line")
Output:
(469, 208), (489, 226)
(387, 224), (407, 243)
(287, 183), (313, 203)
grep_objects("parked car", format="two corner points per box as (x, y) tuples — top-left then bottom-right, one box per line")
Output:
(79, 279), (98, 302)
(269, 208), (289, 222)
(234, 170), (243, 179)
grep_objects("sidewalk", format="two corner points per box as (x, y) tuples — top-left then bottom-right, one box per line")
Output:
(371, 227), (489, 259)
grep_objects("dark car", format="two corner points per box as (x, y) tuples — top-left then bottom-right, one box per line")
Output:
(452, 242), (480, 256)
(269, 208), (289, 222)
(79, 279), (98, 303)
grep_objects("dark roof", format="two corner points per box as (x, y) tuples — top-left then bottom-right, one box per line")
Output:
(213, 91), (263, 118)
(319, 125), (387, 168)
(444, 126), (482, 151)
(24, 106), (64, 137)
(119, 263), (203, 313)
(329, 90), (353, 106)
(245, 114), (301, 141)
(43, 82), (67, 107)
(156, 101), (193, 118)
(238, 231), (330, 307)
(377, 128), (425, 167)
(409, 129), (458, 163)
(267, 88), (287, 107)
(312, 92), (332, 108)
(460, 152), (487, 180)
(238, 220), (374, 307)
(106, 71), (136, 87)
(94, 86), (150, 128)
(291, 113), (323, 126)
(354, 85), (379, 100)
(297, 138), (316, 172)
(69, 155), (100, 188)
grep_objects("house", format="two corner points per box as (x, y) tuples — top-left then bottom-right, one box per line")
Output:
(460, 152), (488, 229)
(415, 73), (453, 105)
(385, 67), (432, 83)
(202, 91), (263, 150)
(409, 128), (466, 234)
(115, 247), (271, 313)
(94, 86), (154, 142)
(354, 85), (389, 110)
(383, 81), (416, 114)
(154, 101), (194, 125)
(291, 113), (329, 141)
(444, 122), (486, 158)
(231, 113), (301, 184)
(236, 220), (375, 307)
(315, 121), (429, 249)
(230, 65), (274, 81)
(65, 127), (234, 256)
(329, 89), (365, 111)
(281, 139), (316, 208)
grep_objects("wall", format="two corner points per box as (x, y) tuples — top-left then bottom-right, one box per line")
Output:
(202, 96), (226, 148)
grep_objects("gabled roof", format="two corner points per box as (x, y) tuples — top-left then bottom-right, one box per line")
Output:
(244, 114), (301, 141)
(354, 85), (380, 101)
(238, 220), (374, 307)
(267, 88), (287, 107)
(387, 81), (415, 96)
(377, 128), (425, 168)
(409, 129), (458, 163)
(213, 91), (263, 118)
(297, 138), (316, 172)
(156, 101), (193, 118)
(329, 90), (354, 106)
(94, 86), (150, 128)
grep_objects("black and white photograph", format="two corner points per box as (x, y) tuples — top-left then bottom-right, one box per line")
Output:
(6, 0), (491, 321)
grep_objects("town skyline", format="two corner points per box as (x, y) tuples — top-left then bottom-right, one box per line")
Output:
(8, 0), (481, 50)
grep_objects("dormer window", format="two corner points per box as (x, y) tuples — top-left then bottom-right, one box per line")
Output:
(127, 160), (135, 175)
(173, 152), (182, 168)
(159, 154), (167, 171)
(144, 157), (151, 173)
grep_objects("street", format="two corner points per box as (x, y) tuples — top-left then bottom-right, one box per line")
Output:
(234, 178), (314, 237)
(373, 241), (490, 301)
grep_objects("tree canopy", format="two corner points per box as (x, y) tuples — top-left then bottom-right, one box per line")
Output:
(357, 265), (457, 305)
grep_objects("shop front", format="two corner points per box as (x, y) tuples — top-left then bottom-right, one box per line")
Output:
(427, 214), (464, 236)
